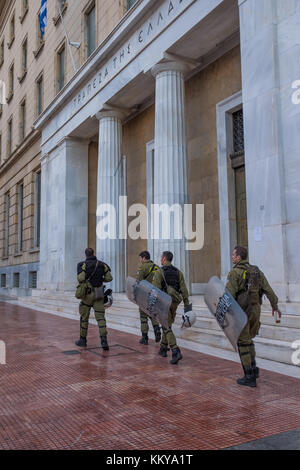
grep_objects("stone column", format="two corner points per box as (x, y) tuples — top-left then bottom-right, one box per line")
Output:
(96, 107), (126, 293)
(38, 138), (89, 291)
(151, 59), (190, 279)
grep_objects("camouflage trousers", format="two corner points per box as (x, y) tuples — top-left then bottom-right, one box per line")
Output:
(139, 309), (159, 335)
(79, 298), (107, 338)
(161, 302), (179, 351)
(238, 304), (261, 370)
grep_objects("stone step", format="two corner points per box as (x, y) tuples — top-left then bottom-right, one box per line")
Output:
(18, 295), (300, 342)
(9, 296), (299, 366)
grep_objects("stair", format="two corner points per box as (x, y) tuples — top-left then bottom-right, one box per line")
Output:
(4, 290), (300, 368)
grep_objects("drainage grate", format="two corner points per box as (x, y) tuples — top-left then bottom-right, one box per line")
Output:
(86, 344), (141, 358)
(63, 350), (81, 355)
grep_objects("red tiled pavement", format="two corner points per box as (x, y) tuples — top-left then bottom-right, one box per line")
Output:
(0, 301), (299, 450)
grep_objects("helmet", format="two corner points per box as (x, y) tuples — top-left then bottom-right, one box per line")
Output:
(104, 289), (113, 309)
(181, 311), (196, 328)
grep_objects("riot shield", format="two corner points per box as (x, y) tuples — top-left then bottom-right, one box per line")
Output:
(204, 276), (248, 351)
(126, 276), (171, 330)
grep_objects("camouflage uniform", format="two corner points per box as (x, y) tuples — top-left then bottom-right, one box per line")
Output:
(77, 261), (113, 339)
(152, 262), (189, 353)
(136, 260), (160, 336)
(226, 260), (278, 374)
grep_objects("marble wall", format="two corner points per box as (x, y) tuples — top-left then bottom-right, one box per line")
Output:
(239, 0), (300, 302)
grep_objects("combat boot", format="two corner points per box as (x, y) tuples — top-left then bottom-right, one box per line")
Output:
(237, 368), (257, 388)
(158, 346), (168, 357)
(139, 333), (149, 345)
(170, 347), (183, 365)
(100, 335), (109, 351)
(153, 326), (161, 343)
(75, 336), (87, 347)
(251, 359), (259, 378)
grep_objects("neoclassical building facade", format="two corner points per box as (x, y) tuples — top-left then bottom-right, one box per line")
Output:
(1, 0), (300, 314)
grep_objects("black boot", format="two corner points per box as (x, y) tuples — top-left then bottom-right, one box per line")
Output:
(158, 346), (168, 357)
(237, 368), (257, 388)
(75, 336), (87, 347)
(101, 335), (109, 351)
(139, 333), (149, 345)
(251, 359), (259, 379)
(170, 347), (183, 365)
(154, 326), (161, 343)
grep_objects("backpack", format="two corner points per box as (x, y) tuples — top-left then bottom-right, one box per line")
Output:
(237, 265), (262, 311)
(161, 266), (182, 304)
(75, 261), (103, 300)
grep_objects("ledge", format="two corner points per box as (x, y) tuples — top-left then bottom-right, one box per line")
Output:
(14, 253), (23, 258)
(7, 36), (15, 49)
(29, 248), (40, 254)
(19, 7), (29, 24)
(18, 70), (27, 84)
(6, 92), (14, 104)
(52, 3), (68, 26)
(33, 41), (45, 59)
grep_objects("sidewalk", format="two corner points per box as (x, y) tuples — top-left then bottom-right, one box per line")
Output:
(0, 301), (299, 450)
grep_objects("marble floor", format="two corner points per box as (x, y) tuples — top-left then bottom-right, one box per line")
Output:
(0, 301), (299, 450)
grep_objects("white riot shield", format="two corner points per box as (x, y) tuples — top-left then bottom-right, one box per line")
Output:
(126, 276), (171, 330)
(204, 276), (248, 351)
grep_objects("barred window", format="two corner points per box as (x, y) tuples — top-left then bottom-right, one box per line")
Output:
(13, 272), (20, 288)
(1, 274), (6, 288)
(232, 109), (244, 155)
(29, 271), (37, 289)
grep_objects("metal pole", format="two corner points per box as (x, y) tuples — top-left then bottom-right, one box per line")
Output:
(56, 0), (77, 73)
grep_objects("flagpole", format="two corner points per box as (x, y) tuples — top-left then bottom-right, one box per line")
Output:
(56, 0), (77, 74)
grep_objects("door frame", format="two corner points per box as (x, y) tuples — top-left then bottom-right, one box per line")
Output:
(216, 90), (244, 281)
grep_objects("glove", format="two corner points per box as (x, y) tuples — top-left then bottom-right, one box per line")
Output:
(184, 303), (192, 313)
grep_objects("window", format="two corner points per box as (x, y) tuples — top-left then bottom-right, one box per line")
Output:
(36, 12), (44, 49)
(8, 118), (13, 156)
(22, 0), (29, 14)
(20, 99), (26, 141)
(34, 171), (41, 248)
(57, 46), (65, 92)
(9, 14), (15, 45)
(1, 274), (6, 288)
(9, 63), (14, 97)
(29, 271), (37, 289)
(18, 183), (24, 252)
(4, 193), (10, 257)
(20, 0), (29, 23)
(0, 39), (4, 66)
(57, 0), (67, 11)
(22, 38), (28, 73)
(13, 272), (20, 288)
(127, 0), (137, 10)
(36, 74), (43, 116)
(86, 4), (96, 58)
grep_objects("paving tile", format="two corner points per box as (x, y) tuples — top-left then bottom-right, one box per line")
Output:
(0, 302), (299, 450)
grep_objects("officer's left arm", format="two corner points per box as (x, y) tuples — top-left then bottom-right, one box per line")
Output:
(260, 274), (279, 310)
(103, 264), (113, 283)
(225, 271), (240, 299)
(179, 271), (189, 307)
(152, 270), (163, 290)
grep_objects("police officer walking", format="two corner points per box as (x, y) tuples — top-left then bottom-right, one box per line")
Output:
(152, 251), (190, 365)
(75, 248), (113, 351)
(226, 246), (282, 388)
(136, 251), (161, 345)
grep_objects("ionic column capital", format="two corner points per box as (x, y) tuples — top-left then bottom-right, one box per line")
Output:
(95, 104), (132, 122)
(151, 52), (199, 77)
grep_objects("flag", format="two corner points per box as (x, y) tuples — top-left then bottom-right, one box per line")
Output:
(40, 0), (47, 37)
